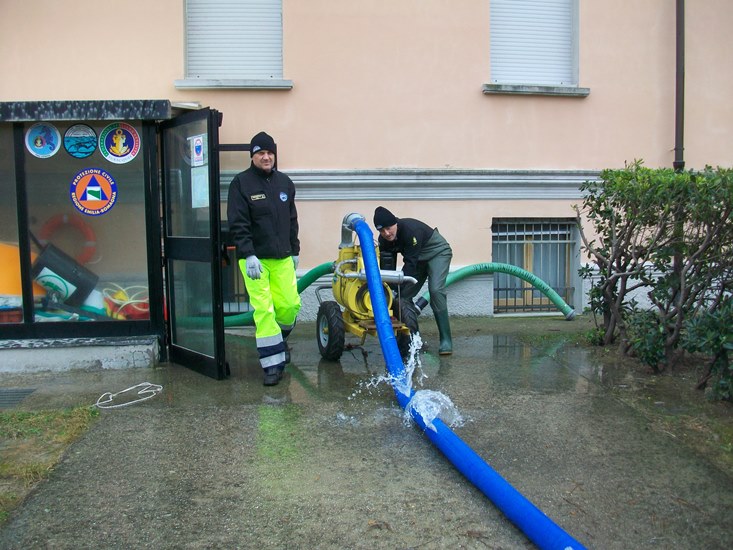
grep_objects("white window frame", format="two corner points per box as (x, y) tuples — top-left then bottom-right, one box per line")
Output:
(484, 0), (589, 97)
(175, 0), (292, 90)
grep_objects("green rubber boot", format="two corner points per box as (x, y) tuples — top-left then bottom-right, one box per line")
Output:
(434, 309), (453, 355)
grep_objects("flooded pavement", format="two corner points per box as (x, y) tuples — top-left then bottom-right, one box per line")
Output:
(0, 316), (731, 549)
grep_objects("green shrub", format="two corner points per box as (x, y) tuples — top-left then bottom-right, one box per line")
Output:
(625, 309), (667, 373)
(682, 298), (733, 401)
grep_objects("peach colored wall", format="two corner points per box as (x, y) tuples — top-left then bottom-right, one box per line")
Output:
(1, 0), (730, 171)
(0, 1), (185, 101)
(685, 0), (733, 166)
(297, 200), (579, 267)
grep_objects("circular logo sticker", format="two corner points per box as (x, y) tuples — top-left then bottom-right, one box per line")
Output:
(64, 124), (97, 159)
(25, 123), (61, 158)
(69, 168), (118, 216)
(99, 122), (140, 164)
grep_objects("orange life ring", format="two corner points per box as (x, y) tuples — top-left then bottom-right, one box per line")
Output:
(39, 214), (97, 264)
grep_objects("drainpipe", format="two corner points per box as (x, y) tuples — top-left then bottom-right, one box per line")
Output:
(673, 0), (685, 172)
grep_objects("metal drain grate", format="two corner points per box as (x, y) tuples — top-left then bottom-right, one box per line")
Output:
(0, 388), (36, 408)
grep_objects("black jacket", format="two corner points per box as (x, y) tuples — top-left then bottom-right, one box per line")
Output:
(377, 217), (436, 278)
(227, 164), (299, 260)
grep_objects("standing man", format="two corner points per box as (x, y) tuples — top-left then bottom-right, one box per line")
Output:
(373, 206), (453, 355)
(227, 131), (301, 385)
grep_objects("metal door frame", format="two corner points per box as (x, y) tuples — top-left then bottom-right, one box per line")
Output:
(159, 108), (228, 379)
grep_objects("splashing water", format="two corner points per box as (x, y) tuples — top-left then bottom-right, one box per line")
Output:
(393, 332), (425, 397)
(347, 331), (464, 433)
(401, 332), (464, 432)
(404, 389), (465, 432)
(335, 412), (359, 426)
(351, 332), (426, 400)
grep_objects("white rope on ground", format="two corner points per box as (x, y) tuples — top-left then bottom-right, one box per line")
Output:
(95, 382), (163, 409)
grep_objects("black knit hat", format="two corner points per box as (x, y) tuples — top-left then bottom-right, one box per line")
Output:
(250, 131), (276, 156)
(374, 206), (398, 230)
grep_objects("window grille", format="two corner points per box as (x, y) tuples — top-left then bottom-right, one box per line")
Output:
(492, 219), (576, 313)
(221, 244), (252, 315)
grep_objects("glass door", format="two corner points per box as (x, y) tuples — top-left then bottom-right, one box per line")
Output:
(160, 108), (227, 379)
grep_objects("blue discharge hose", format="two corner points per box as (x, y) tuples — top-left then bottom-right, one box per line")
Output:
(350, 216), (586, 550)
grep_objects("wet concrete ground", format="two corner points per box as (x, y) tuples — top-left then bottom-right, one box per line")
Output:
(0, 317), (731, 549)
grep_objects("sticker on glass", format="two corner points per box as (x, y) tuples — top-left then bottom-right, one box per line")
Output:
(191, 134), (205, 167)
(69, 168), (118, 216)
(99, 122), (140, 164)
(64, 124), (97, 159)
(25, 123), (61, 158)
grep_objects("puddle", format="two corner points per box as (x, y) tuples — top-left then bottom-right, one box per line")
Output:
(2, 318), (732, 549)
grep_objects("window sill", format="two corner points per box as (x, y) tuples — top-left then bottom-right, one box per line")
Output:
(482, 84), (590, 97)
(174, 79), (293, 90)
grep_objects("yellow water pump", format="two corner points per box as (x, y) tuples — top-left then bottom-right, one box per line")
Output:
(331, 240), (393, 321)
(315, 213), (419, 361)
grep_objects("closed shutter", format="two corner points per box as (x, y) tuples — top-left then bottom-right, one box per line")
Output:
(490, 0), (577, 86)
(186, 0), (283, 80)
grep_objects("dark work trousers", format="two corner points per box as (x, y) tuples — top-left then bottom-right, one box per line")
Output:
(400, 230), (452, 315)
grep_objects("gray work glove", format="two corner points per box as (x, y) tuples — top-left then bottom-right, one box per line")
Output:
(245, 255), (263, 279)
(292, 255), (299, 270)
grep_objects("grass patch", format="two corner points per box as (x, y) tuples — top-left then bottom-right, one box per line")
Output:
(0, 406), (99, 525)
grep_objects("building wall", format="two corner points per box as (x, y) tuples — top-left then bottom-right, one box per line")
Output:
(2, 0), (731, 318)
(295, 198), (576, 268)
(2, 1), (729, 170)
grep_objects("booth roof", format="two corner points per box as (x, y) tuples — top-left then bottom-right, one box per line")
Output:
(0, 100), (197, 122)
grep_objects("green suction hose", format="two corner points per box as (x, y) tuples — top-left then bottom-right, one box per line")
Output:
(181, 261), (572, 329)
(415, 262), (575, 320)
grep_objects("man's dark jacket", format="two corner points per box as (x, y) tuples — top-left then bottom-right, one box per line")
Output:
(377, 218), (437, 278)
(227, 165), (299, 260)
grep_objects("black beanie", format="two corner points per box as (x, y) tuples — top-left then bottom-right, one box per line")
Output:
(374, 206), (398, 229)
(250, 131), (276, 156)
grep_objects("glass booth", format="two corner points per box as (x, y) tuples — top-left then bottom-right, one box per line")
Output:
(0, 101), (227, 378)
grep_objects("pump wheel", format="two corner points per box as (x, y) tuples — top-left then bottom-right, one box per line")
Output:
(396, 299), (420, 359)
(317, 301), (346, 361)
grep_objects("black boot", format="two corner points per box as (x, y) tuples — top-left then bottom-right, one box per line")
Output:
(434, 309), (453, 355)
(263, 365), (284, 386)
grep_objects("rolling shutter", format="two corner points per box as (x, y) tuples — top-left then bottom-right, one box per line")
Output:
(490, 0), (577, 86)
(186, 0), (283, 80)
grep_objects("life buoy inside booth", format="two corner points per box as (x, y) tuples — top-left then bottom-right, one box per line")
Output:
(0, 100), (184, 346)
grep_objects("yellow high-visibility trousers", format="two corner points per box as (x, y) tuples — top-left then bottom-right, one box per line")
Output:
(239, 257), (301, 370)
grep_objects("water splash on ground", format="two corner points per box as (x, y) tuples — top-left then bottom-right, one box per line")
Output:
(344, 332), (464, 432)
(335, 411), (359, 426)
(404, 390), (465, 432)
(392, 332), (425, 397)
(347, 333), (426, 400)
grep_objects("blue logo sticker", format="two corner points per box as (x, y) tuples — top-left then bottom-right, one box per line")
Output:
(99, 122), (140, 164)
(279, 192), (288, 202)
(25, 123), (61, 158)
(64, 124), (97, 159)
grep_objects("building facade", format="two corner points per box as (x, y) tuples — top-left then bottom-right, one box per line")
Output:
(1, 1), (731, 373)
